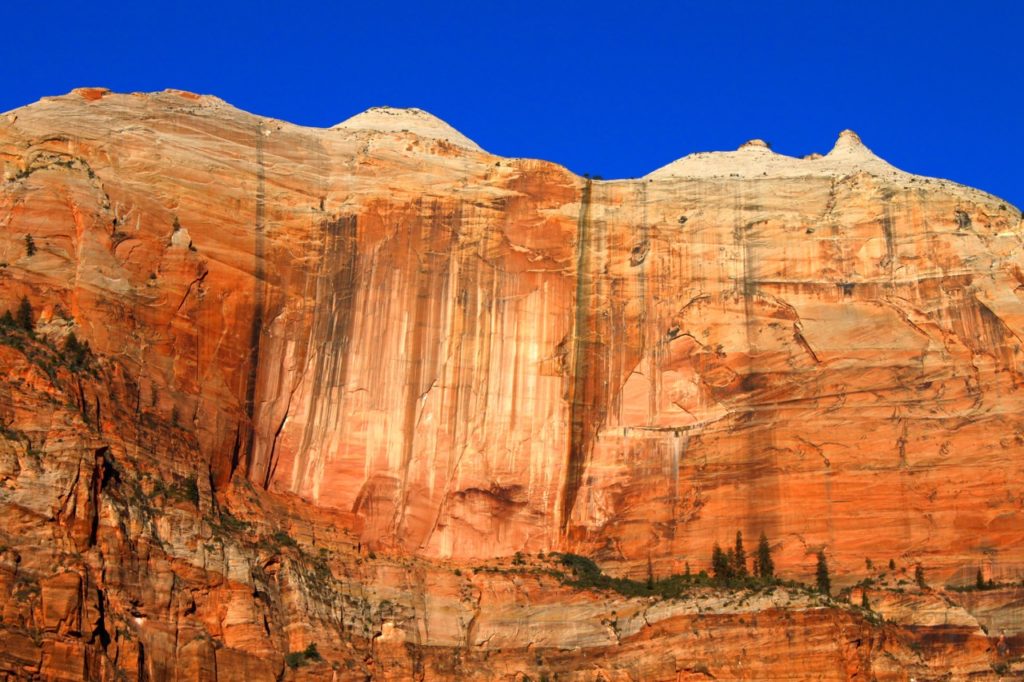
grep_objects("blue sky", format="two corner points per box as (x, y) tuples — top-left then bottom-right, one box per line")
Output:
(4, 1), (1023, 205)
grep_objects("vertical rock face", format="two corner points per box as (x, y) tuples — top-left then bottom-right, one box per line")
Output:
(1, 88), (1023, 679)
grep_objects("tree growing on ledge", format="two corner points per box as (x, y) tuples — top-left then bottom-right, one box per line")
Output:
(733, 531), (748, 578)
(815, 550), (831, 596)
(284, 643), (322, 669)
(711, 542), (730, 581)
(24, 234), (36, 257)
(754, 532), (774, 579)
(64, 332), (91, 371)
(16, 297), (33, 334)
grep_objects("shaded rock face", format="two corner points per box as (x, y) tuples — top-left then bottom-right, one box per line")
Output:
(0, 88), (1023, 679)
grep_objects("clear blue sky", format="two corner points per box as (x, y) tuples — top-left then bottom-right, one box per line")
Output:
(4, 1), (1023, 206)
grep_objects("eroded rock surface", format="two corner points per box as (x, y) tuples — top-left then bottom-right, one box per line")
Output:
(0, 88), (1023, 679)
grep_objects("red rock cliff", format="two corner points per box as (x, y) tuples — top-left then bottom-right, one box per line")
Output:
(0, 88), (1022, 680)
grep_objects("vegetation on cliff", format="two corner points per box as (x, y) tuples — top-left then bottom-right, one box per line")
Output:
(548, 531), (836, 602)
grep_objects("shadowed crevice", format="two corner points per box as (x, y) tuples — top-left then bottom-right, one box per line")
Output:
(561, 180), (609, 535)
(237, 122), (267, 484)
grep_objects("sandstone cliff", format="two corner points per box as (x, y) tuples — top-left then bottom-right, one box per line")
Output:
(0, 87), (1022, 679)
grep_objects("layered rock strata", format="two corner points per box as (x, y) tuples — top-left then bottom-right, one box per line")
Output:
(0, 87), (1022, 679)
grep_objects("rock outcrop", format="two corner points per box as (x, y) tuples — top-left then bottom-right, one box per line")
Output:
(0, 87), (1022, 679)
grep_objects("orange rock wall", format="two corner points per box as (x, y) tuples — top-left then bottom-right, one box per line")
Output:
(1, 88), (1023, 679)
(5, 89), (1022, 579)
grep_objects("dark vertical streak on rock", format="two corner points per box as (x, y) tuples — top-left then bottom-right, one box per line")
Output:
(90, 587), (111, 649)
(239, 123), (266, 483)
(394, 201), (455, 537)
(881, 204), (896, 283)
(88, 447), (110, 548)
(228, 426), (242, 485)
(561, 180), (603, 535)
(137, 641), (148, 682)
(290, 215), (360, 490)
(263, 411), (290, 491)
(83, 582), (111, 680)
(736, 189), (760, 540)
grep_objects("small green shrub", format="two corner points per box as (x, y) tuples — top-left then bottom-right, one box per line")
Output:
(285, 643), (323, 669)
(154, 476), (200, 505)
(271, 530), (298, 548)
(216, 510), (250, 535)
(183, 477), (199, 504)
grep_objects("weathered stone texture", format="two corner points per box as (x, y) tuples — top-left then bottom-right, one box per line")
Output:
(0, 88), (1022, 679)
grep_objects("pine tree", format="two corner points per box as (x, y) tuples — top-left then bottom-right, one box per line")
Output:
(815, 550), (831, 596)
(860, 590), (870, 610)
(976, 568), (985, 590)
(16, 296), (33, 333)
(646, 555), (654, 590)
(733, 531), (748, 578)
(754, 531), (774, 579)
(711, 542), (729, 581)
(0, 310), (14, 328)
(888, 558), (895, 570)
(915, 564), (926, 589)
(24, 234), (36, 257)
(64, 332), (91, 370)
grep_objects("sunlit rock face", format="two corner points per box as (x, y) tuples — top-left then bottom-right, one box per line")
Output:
(1, 88), (1023, 679)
